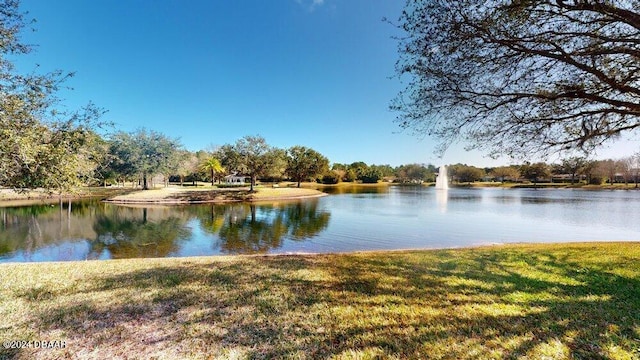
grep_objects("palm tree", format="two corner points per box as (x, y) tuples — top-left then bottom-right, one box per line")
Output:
(200, 157), (224, 186)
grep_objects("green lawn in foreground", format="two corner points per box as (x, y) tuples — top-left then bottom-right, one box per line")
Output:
(1, 243), (638, 359)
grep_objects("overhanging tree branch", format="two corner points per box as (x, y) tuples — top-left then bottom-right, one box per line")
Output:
(393, 0), (640, 158)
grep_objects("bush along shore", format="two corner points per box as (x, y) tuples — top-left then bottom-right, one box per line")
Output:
(1, 242), (638, 359)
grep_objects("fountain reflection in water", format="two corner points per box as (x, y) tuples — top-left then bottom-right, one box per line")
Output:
(435, 165), (449, 190)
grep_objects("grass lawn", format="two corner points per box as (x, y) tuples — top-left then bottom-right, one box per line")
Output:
(105, 186), (325, 204)
(1, 243), (638, 359)
(247, 187), (325, 201)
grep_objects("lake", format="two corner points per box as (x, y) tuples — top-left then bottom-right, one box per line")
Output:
(1, 186), (639, 262)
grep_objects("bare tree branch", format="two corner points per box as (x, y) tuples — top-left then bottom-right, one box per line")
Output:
(393, 0), (640, 158)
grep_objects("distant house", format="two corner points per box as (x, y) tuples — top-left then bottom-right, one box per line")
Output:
(224, 173), (246, 184)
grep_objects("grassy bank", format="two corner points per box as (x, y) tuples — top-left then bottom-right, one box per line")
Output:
(0, 187), (135, 207)
(104, 186), (325, 204)
(1, 243), (638, 359)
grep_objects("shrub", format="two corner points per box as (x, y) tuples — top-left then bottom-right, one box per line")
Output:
(343, 169), (357, 182)
(361, 169), (382, 184)
(589, 176), (604, 185)
(321, 171), (341, 184)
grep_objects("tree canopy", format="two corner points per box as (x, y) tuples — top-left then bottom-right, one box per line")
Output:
(0, 0), (105, 192)
(227, 135), (283, 191)
(520, 162), (551, 184)
(490, 166), (521, 183)
(393, 0), (640, 159)
(108, 129), (181, 190)
(286, 146), (329, 187)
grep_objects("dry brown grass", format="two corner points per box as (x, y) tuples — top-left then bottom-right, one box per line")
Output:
(105, 186), (325, 204)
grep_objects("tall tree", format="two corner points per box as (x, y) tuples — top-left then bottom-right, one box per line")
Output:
(581, 159), (601, 184)
(598, 159), (622, 185)
(627, 152), (640, 188)
(520, 162), (551, 187)
(216, 144), (241, 176)
(393, 0), (640, 158)
(449, 164), (485, 184)
(0, 0), (105, 192)
(396, 163), (435, 183)
(173, 150), (198, 186)
(490, 166), (521, 184)
(348, 162), (369, 182)
(108, 129), (181, 190)
(286, 146), (329, 188)
(229, 135), (281, 191)
(560, 156), (588, 184)
(361, 168), (383, 184)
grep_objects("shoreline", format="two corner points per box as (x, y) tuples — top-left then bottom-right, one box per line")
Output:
(102, 186), (327, 205)
(0, 187), (135, 207)
(102, 192), (328, 205)
(1, 182), (638, 207)
(1, 240), (637, 266)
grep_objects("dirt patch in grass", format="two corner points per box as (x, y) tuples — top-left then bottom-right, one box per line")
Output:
(1, 242), (638, 359)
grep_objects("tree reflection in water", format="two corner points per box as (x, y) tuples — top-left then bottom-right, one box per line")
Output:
(194, 200), (331, 254)
(0, 201), (99, 260)
(90, 205), (192, 259)
(0, 199), (332, 261)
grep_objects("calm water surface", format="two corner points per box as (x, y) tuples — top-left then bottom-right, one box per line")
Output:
(1, 186), (639, 262)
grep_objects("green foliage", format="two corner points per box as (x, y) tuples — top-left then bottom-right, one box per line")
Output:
(108, 129), (181, 190)
(343, 168), (357, 182)
(0, 1), (105, 192)
(395, 163), (435, 183)
(224, 135), (284, 191)
(360, 168), (382, 183)
(285, 146), (329, 187)
(520, 162), (551, 183)
(490, 166), (521, 183)
(200, 157), (224, 186)
(215, 145), (240, 176)
(172, 150), (199, 185)
(349, 161), (369, 180)
(320, 171), (341, 184)
(449, 164), (485, 183)
(331, 163), (346, 171)
(2, 243), (637, 359)
(370, 164), (394, 178)
(264, 148), (287, 182)
(558, 156), (588, 184)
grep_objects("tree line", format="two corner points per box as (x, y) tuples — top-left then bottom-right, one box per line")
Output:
(6, 119), (640, 193)
(0, 0), (438, 194)
(3, 0), (640, 194)
(90, 130), (441, 191)
(447, 156), (640, 187)
(88, 130), (640, 190)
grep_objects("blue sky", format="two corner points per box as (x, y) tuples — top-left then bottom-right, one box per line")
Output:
(15, 0), (637, 167)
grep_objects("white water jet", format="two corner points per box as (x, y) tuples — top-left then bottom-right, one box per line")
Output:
(435, 165), (449, 190)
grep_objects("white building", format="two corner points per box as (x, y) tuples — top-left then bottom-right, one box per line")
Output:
(224, 173), (246, 184)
